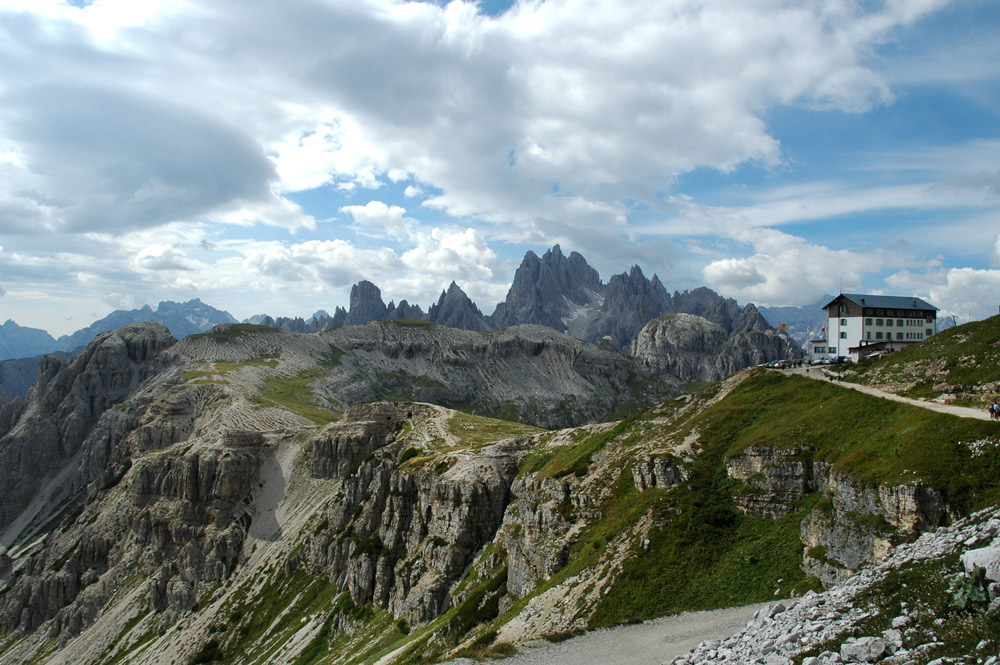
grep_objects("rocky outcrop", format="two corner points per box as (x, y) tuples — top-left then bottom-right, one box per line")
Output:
(315, 322), (679, 428)
(0, 323), (177, 531)
(800, 466), (948, 585)
(725, 445), (949, 585)
(632, 455), (686, 492)
(490, 245), (603, 334)
(502, 477), (572, 598)
(304, 404), (524, 626)
(428, 282), (493, 332)
(630, 313), (801, 382)
(725, 446), (817, 518)
(345, 280), (390, 325)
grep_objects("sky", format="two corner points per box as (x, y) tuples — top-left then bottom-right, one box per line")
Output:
(1, 0), (999, 336)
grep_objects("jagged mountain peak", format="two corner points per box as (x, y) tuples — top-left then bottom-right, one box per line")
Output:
(345, 280), (388, 326)
(428, 282), (492, 332)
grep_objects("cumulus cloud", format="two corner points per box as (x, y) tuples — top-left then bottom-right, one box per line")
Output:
(702, 228), (915, 306)
(341, 201), (413, 240)
(1, 0), (952, 242)
(131, 245), (195, 272)
(886, 268), (1000, 322)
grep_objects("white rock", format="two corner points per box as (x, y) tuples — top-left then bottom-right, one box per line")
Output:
(840, 637), (887, 663)
(962, 543), (1000, 582)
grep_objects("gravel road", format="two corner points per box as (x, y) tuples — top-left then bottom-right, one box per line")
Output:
(440, 604), (764, 665)
(785, 366), (994, 421)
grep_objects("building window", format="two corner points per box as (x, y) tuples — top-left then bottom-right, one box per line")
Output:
(866, 332), (871, 339)
(896, 332), (903, 340)
(885, 319), (892, 327)
(876, 318), (883, 325)
(897, 319), (904, 326)
(926, 329), (933, 337)
(841, 332), (847, 339)
(840, 305), (847, 313)
(865, 318), (872, 325)
(840, 318), (847, 326)
(876, 332), (883, 339)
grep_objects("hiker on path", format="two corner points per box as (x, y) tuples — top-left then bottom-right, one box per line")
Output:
(993, 401), (1000, 420)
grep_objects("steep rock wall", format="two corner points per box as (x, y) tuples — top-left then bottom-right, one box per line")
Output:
(0, 323), (177, 531)
(725, 446), (948, 585)
(304, 404), (526, 626)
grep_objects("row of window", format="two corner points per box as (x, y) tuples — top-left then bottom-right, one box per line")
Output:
(860, 318), (926, 327)
(865, 331), (924, 340)
(835, 331), (929, 341)
(838, 304), (931, 318)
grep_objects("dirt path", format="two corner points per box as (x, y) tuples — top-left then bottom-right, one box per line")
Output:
(785, 366), (994, 421)
(441, 604), (764, 665)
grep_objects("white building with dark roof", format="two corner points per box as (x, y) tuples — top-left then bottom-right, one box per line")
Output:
(822, 294), (938, 359)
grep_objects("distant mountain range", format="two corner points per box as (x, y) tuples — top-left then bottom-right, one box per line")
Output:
(0, 300), (237, 362)
(1, 246), (812, 399)
(246, 245), (792, 351)
(757, 296), (832, 345)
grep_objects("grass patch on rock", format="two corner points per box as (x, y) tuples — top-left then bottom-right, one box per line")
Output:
(701, 371), (1000, 513)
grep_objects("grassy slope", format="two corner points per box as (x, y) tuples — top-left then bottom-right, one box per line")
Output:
(509, 369), (1000, 629)
(706, 371), (1000, 512)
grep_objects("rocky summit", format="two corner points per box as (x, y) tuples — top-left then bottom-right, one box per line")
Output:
(0, 314), (998, 665)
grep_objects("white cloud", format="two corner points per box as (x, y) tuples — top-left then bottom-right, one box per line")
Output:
(2, 0), (952, 243)
(131, 244), (195, 272)
(341, 200), (412, 240)
(702, 227), (917, 306)
(886, 267), (1000, 322)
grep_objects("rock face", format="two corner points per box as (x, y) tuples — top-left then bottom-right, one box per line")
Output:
(305, 403), (525, 625)
(725, 445), (948, 585)
(490, 245), (603, 334)
(345, 280), (390, 325)
(0, 323), (178, 531)
(630, 313), (802, 382)
(310, 321), (679, 429)
(428, 282), (494, 332)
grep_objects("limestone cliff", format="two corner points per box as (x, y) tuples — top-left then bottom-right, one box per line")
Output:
(0, 323), (177, 532)
(630, 312), (802, 382)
